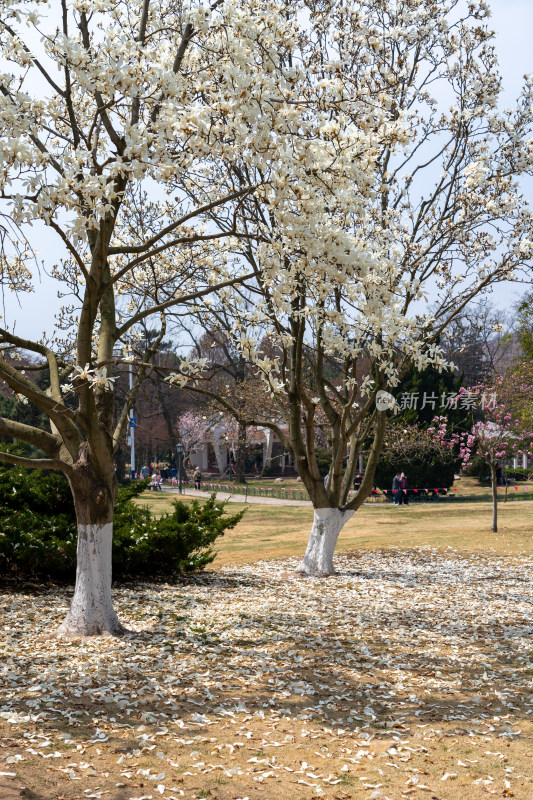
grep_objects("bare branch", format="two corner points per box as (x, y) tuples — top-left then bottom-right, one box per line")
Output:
(107, 186), (256, 257)
(115, 269), (259, 338)
(0, 449), (70, 473)
(0, 416), (60, 455)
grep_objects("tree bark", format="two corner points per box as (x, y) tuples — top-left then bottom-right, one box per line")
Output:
(156, 378), (178, 455)
(235, 422), (247, 483)
(296, 508), (354, 576)
(57, 445), (125, 637)
(490, 463), (498, 533)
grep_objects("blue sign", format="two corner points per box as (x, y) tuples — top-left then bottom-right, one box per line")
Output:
(129, 417), (137, 428)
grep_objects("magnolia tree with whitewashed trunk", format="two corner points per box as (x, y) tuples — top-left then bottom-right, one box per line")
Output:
(0, 0), (339, 634)
(168, 0), (533, 576)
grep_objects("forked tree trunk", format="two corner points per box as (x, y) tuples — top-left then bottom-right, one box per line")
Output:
(297, 508), (354, 576)
(57, 448), (125, 637)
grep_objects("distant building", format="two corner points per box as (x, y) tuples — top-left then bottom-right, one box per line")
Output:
(186, 420), (296, 475)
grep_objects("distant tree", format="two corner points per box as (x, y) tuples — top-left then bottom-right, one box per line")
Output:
(178, 410), (209, 464)
(393, 362), (465, 427)
(498, 361), (533, 443)
(434, 384), (533, 532)
(515, 291), (533, 360)
(439, 300), (516, 385)
(191, 326), (250, 481)
(130, 328), (188, 467)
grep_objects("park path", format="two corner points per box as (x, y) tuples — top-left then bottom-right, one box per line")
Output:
(161, 485), (533, 508)
(162, 486), (311, 506)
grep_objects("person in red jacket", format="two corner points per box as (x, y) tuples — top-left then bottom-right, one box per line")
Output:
(400, 472), (409, 505)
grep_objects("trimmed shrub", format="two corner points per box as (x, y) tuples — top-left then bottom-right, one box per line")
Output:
(462, 454), (487, 480)
(0, 463), (243, 582)
(0, 465), (77, 580)
(504, 467), (529, 482)
(112, 492), (244, 578)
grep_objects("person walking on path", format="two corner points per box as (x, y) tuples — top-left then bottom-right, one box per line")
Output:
(392, 472), (403, 505)
(193, 468), (202, 490)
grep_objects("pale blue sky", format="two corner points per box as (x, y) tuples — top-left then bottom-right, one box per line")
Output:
(2, 0), (532, 341)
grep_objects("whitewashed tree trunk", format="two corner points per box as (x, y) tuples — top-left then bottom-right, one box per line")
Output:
(57, 522), (126, 637)
(56, 444), (124, 637)
(297, 508), (354, 576)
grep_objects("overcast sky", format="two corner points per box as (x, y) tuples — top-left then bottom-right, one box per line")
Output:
(2, 0), (532, 340)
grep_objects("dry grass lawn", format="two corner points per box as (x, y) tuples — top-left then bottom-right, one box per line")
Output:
(137, 492), (533, 565)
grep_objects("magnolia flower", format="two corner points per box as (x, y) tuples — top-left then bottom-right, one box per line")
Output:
(166, 373), (189, 388)
(89, 368), (115, 391)
(73, 363), (94, 381)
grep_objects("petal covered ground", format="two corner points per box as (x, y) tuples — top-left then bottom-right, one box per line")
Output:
(1, 548), (532, 799)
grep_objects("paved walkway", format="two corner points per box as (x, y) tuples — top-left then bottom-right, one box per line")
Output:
(162, 486), (311, 506)
(160, 486), (533, 508)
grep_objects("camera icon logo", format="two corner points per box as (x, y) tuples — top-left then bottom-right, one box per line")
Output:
(376, 390), (396, 412)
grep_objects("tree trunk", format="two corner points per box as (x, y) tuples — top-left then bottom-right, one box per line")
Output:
(156, 380), (178, 455)
(115, 444), (126, 482)
(296, 508), (354, 576)
(235, 422), (247, 483)
(57, 448), (125, 637)
(490, 463), (498, 533)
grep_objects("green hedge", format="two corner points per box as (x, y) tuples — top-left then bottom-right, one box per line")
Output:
(374, 456), (456, 491)
(504, 467), (529, 482)
(462, 454), (487, 480)
(0, 464), (243, 582)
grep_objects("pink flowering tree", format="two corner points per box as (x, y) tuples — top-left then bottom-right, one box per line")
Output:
(177, 411), (209, 465)
(426, 416), (476, 474)
(178, 410), (244, 476)
(467, 386), (533, 533)
(431, 384), (533, 532)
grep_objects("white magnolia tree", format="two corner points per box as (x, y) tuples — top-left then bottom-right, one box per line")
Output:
(0, 0), (337, 634)
(168, 0), (533, 575)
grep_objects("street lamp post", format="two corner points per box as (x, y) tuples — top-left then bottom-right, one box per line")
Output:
(176, 441), (183, 495)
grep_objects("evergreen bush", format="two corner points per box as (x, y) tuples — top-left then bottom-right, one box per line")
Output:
(0, 463), (243, 582)
(462, 454), (487, 480)
(504, 466), (529, 482)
